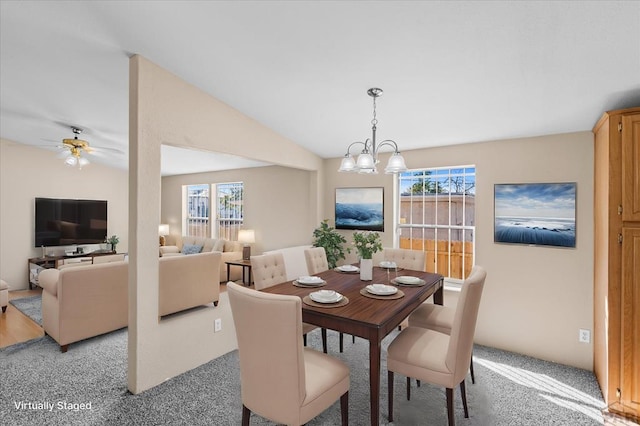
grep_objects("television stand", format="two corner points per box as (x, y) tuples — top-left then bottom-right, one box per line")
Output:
(27, 251), (116, 289)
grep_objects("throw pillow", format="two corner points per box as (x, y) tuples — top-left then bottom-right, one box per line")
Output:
(182, 244), (203, 255)
(211, 238), (226, 252)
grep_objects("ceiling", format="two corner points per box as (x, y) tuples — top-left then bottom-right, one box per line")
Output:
(1, 1), (639, 175)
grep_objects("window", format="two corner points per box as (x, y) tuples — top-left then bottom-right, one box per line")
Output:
(184, 182), (244, 240)
(215, 182), (244, 241)
(397, 166), (475, 281)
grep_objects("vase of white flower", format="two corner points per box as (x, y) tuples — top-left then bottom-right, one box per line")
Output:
(353, 231), (382, 281)
(360, 258), (373, 281)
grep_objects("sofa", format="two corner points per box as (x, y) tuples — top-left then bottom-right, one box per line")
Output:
(39, 251), (220, 352)
(160, 235), (243, 282)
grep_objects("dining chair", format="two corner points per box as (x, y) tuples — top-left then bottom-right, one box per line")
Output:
(409, 297), (477, 384)
(383, 248), (427, 331)
(227, 282), (350, 426)
(386, 266), (487, 426)
(304, 247), (348, 352)
(250, 253), (328, 353)
(383, 248), (426, 271)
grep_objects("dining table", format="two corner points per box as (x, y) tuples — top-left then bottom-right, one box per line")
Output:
(260, 264), (444, 426)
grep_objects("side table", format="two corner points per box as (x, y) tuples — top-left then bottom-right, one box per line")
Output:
(225, 259), (253, 286)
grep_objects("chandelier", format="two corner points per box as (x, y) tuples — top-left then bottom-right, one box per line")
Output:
(62, 127), (91, 168)
(338, 88), (407, 174)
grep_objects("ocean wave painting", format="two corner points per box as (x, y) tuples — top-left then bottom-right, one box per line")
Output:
(335, 187), (384, 231)
(494, 183), (576, 248)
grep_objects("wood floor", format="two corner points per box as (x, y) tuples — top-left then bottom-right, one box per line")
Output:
(0, 288), (44, 348)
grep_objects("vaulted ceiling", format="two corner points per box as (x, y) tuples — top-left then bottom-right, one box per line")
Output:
(1, 1), (638, 175)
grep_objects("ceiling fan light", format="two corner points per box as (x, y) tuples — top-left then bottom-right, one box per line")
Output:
(338, 154), (356, 172)
(78, 157), (90, 167)
(384, 152), (408, 174)
(64, 155), (78, 166)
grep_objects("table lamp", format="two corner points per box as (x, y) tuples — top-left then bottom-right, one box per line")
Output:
(158, 224), (170, 246)
(238, 229), (255, 260)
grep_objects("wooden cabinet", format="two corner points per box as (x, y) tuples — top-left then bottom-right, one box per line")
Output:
(593, 107), (640, 421)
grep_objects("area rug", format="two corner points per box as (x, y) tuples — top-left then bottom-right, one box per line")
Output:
(9, 295), (42, 326)
(0, 326), (606, 425)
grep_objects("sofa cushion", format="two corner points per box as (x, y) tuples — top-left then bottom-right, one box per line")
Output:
(182, 244), (203, 255)
(210, 238), (226, 252)
(224, 240), (242, 252)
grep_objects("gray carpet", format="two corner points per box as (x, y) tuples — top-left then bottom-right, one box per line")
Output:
(9, 295), (42, 326)
(0, 318), (606, 426)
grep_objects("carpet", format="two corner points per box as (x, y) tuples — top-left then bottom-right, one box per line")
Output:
(9, 295), (42, 326)
(0, 326), (606, 425)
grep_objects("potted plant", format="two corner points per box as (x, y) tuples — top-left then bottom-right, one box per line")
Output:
(312, 220), (349, 269)
(107, 235), (120, 252)
(352, 230), (382, 280)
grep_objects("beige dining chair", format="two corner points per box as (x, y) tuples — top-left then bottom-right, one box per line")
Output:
(304, 247), (329, 275)
(383, 248), (426, 271)
(409, 295), (477, 384)
(384, 248), (427, 330)
(251, 253), (328, 353)
(386, 266), (487, 426)
(304, 247), (348, 352)
(227, 282), (349, 426)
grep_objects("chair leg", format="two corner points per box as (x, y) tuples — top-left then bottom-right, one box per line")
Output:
(388, 370), (394, 422)
(242, 404), (250, 426)
(460, 380), (469, 418)
(417, 379), (421, 387)
(303, 334), (307, 346)
(321, 328), (328, 353)
(406, 376), (411, 400)
(339, 332), (344, 353)
(340, 391), (349, 426)
(352, 334), (355, 343)
(446, 387), (455, 426)
(470, 354), (476, 384)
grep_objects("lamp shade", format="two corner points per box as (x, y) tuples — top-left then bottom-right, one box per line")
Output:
(384, 152), (408, 174)
(338, 155), (356, 172)
(238, 229), (255, 244)
(356, 152), (375, 171)
(158, 224), (170, 236)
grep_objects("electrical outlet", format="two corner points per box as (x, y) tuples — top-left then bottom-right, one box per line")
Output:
(214, 318), (222, 333)
(579, 329), (590, 343)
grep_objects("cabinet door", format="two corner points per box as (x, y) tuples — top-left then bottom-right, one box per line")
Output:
(621, 227), (640, 416)
(622, 113), (640, 221)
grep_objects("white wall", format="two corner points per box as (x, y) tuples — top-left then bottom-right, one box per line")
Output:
(128, 55), (323, 394)
(323, 131), (594, 370)
(161, 165), (316, 254)
(0, 139), (128, 291)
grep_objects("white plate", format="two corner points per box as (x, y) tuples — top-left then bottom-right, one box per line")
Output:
(310, 290), (343, 304)
(297, 276), (324, 284)
(366, 284), (398, 296)
(337, 265), (359, 272)
(379, 261), (397, 269)
(395, 276), (423, 285)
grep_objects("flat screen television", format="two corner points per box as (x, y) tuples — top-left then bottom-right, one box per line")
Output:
(34, 197), (107, 247)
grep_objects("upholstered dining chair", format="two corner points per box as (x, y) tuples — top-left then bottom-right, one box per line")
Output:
(250, 253), (328, 353)
(384, 248), (427, 330)
(386, 266), (487, 426)
(383, 248), (426, 271)
(304, 247), (348, 352)
(227, 282), (350, 426)
(408, 296), (477, 384)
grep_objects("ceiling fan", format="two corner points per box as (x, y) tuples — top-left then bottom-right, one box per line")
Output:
(61, 126), (93, 167)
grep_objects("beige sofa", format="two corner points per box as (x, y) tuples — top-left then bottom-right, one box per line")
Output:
(39, 252), (220, 352)
(160, 235), (243, 282)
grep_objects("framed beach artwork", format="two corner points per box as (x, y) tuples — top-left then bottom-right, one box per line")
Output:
(335, 187), (384, 231)
(494, 182), (576, 248)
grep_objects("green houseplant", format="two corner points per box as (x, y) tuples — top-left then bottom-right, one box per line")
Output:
(312, 220), (349, 269)
(107, 235), (120, 252)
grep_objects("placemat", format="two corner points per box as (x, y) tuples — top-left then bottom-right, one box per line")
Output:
(303, 295), (349, 308)
(359, 288), (405, 300)
(391, 278), (426, 286)
(293, 280), (326, 288)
